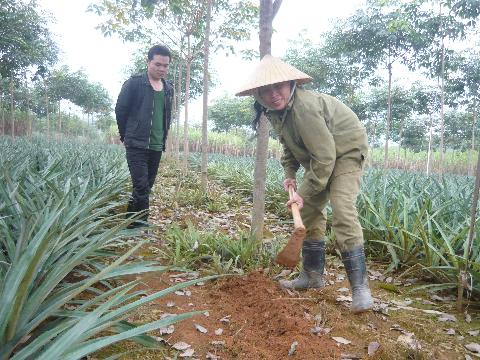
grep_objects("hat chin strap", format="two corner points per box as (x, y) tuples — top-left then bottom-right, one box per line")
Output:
(254, 80), (297, 111)
(286, 81), (297, 104)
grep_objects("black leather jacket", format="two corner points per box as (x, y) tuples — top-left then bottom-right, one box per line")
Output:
(115, 72), (174, 150)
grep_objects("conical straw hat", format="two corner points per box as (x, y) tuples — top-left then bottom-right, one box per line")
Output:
(235, 55), (312, 96)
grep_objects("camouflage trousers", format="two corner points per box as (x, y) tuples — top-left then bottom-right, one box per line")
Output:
(300, 169), (364, 252)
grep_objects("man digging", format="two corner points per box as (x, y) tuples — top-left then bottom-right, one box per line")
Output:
(236, 55), (374, 313)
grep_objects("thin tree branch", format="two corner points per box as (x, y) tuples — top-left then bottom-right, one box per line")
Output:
(272, 0), (283, 19)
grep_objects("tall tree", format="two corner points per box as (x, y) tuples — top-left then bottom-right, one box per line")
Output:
(449, 50), (480, 174)
(32, 66), (112, 125)
(0, 1), (57, 79)
(0, 0), (57, 136)
(409, 0), (476, 174)
(250, 0), (282, 241)
(331, 1), (430, 168)
(200, 0), (212, 191)
(411, 82), (441, 174)
(284, 34), (375, 106)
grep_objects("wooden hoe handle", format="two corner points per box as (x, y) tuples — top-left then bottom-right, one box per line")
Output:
(275, 185), (306, 268)
(288, 186), (304, 230)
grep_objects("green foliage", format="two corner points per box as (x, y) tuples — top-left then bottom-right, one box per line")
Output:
(406, 0), (471, 78)
(0, 1), (58, 78)
(284, 35), (372, 103)
(160, 223), (261, 273)
(90, 0), (258, 105)
(330, 2), (425, 73)
(443, 110), (477, 150)
(0, 137), (209, 359)
(208, 94), (254, 132)
(35, 66), (112, 116)
(450, 0), (480, 22)
(449, 49), (480, 107)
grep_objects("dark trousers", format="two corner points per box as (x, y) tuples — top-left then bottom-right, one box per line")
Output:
(125, 147), (162, 222)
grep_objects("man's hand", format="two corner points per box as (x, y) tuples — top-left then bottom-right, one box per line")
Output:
(286, 191), (304, 211)
(283, 178), (296, 192)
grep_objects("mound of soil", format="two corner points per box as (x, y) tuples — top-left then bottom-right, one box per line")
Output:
(144, 271), (340, 359)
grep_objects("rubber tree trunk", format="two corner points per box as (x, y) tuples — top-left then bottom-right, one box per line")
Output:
(0, 81), (4, 135)
(458, 146), (480, 311)
(426, 113), (434, 176)
(58, 102), (62, 139)
(201, 0), (212, 192)
(26, 89), (31, 137)
(45, 81), (49, 137)
(383, 61), (392, 169)
(439, 2), (446, 176)
(10, 80), (14, 138)
(183, 36), (192, 173)
(175, 54), (184, 164)
(250, 0), (283, 241)
(469, 98), (477, 176)
(396, 119), (404, 165)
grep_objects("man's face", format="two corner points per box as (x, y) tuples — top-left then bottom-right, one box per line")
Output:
(147, 54), (170, 80)
(258, 81), (291, 110)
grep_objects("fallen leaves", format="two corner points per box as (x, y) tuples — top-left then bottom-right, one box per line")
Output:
(172, 341), (191, 351)
(179, 348), (195, 358)
(174, 290), (192, 297)
(332, 336), (352, 345)
(367, 341), (380, 356)
(397, 333), (422, 350)
(438, 313), (457, 322)
(145, 167), (476, 360)
(288, 341), (298, 356)
(194, 323), (208, 334)
(310, 326), (332, 335)
(219, 315), (231, 324)
(465, 343), (480, 353)
(159, 325), (175, 335)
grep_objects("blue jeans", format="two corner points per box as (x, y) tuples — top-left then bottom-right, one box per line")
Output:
(125, 147), (162, 222)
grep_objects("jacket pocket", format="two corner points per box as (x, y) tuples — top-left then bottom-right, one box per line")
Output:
(125, 114), (140, 136)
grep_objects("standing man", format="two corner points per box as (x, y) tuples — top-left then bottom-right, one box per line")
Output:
(115, 44), (174, 227)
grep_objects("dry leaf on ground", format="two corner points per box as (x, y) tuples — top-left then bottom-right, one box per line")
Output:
(332, 336), (352, 345)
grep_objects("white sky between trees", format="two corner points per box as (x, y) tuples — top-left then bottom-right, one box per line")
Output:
(40, 0), (364, 122)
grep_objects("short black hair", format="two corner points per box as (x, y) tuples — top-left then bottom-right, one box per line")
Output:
(147, 45), (172, 61)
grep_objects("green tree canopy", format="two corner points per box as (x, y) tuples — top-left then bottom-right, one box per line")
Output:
(31, 66), (112, 117)
(444, 110), (478, 150)
(0, 0), (58, 79)
(208, 94), (254, 133)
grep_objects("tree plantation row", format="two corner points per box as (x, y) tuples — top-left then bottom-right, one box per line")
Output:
(2, 1), (479, 177)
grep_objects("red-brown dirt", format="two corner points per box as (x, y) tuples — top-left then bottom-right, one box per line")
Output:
(140, 271), (340, 359)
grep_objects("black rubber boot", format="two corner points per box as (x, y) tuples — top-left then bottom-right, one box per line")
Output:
(279, 240), (325, 290)
(341, 247), (373, 313)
